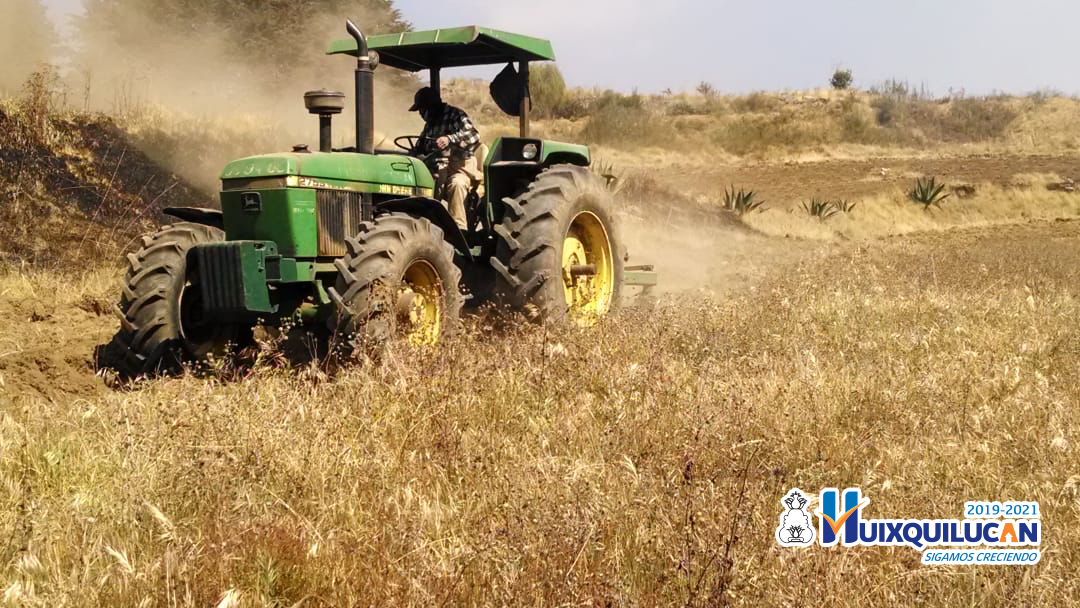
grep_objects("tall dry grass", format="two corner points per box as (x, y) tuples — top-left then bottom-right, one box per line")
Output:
(1, 218), (1078, 606)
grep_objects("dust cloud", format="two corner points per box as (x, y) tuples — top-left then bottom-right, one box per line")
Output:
(0, 0), (57, 93)
(52, 4), (423, 190)
(620, 209), (813, 297)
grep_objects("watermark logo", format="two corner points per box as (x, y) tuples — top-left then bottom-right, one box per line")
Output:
(777, 487), (1042, 565)
(775, 488), (816, 547)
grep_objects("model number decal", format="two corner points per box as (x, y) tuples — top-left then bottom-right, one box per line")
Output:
(379, 184), (415, 196)
(297, 177), (345, 190)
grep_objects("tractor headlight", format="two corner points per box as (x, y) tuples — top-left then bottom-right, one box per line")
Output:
(522, 143), (538, 160)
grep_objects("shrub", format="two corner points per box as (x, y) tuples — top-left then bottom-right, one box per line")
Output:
(579, 91), (665, 147)
(17, 65), (62, 145)
(871, 96), (902, 127)
(731, 92), (780, 114)
(712, 112), (827, 155)
(668, 101), (705, 116)
(938, 98), (1018, 142)
(552, 94), (589, 120)
(830, 69), (853, 90)
(839, 97), (879, 143)
(529, 64), (567, 119)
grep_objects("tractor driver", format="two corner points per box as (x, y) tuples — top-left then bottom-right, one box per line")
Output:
(409, 86), (481, 229)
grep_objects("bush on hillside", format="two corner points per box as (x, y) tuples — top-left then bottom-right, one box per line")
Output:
(830, 69), (853, 90)
(580, 91), (666, 146)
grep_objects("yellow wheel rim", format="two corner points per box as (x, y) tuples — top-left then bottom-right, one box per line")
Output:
(398, 260), (443, 345)
(562, 211), (615, 324)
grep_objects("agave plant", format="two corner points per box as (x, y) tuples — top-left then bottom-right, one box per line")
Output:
(722, 186), (766, 215)
(802, 198), (840, 220)
(909, 177), (951, 209)
(832, 199), (857, 214)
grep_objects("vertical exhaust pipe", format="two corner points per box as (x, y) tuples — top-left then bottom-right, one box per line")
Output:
(346, 19), (375, 155)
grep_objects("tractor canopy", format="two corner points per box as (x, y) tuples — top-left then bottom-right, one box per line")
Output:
(328, 26), (555, 70)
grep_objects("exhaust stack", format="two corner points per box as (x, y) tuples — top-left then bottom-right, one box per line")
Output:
(303, 90), (346, 153)
(346, 19), (375, 155)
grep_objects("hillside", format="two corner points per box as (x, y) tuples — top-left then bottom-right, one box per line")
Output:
(0, 85), (212, 268)
(447, 78), (1080, 160)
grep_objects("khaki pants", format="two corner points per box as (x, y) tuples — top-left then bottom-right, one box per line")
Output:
(437, 158), (471, 229)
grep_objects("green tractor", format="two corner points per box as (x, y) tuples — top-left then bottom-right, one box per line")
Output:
(111, 21), (657, 376)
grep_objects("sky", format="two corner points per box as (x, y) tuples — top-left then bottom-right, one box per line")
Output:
(43, 0), (1080, 96)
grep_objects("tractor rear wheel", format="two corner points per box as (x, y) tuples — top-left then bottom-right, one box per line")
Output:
(328, 213), (463, 350)
(112, 222), (236, 377)
(491, 164), (623, 324)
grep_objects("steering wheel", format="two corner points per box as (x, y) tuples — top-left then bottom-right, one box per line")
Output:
(394, 135), (435, 155)
(394, 135), (447, 177)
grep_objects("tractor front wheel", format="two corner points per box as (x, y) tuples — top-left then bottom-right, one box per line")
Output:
(491, 164), (623, 324)
(328, 213), (464, 351)
(112, 222), (238, 377)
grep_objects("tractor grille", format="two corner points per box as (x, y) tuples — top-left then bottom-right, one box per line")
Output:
(194, 243), (246, 313)
(316, 190), (370, 257)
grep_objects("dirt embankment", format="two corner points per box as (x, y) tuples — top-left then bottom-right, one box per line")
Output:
(0, 103), (215, 402)
(0, 103), (214, 268)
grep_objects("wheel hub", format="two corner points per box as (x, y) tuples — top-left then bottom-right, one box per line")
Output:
(561, 211), (615, 324)
(398, 259), (443, 345)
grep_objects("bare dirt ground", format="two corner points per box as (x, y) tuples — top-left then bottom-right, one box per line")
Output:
(0, 276), (113, 403)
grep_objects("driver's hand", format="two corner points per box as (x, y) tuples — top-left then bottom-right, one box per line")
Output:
(435, 136), (450, 150)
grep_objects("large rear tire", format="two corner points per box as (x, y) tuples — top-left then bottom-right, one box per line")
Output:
(328, 213), (464, 350)
(491, 164), (623, 324)
(112, 222), (235, 378)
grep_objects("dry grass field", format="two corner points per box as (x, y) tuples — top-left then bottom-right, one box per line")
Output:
(2, 217), (1078, 605)
(2, 78), (1080, 605)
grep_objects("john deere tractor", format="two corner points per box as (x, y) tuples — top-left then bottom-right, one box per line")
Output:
(111, 21), (657, 376)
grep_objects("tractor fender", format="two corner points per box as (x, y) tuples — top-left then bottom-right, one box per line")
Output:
(163, 207), (224, 229)
(543, 151), (589, 168)
(374, 197), (473, 261)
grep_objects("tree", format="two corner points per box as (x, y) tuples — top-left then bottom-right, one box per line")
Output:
(830, 68), (854, 90)
(0, 0), (56, 94)
(529, 64), (566, 119)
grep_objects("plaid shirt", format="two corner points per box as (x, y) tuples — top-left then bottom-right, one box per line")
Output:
(419, 103), (481, 165)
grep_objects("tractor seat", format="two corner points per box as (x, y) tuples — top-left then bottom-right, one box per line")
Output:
(462, 143), (488, 232)
(464, 143), (488, 187)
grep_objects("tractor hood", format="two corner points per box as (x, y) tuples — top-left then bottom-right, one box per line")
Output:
(220, 152), (435, 193)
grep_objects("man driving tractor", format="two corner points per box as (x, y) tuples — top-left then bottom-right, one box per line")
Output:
(409, 86), (481, 229)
